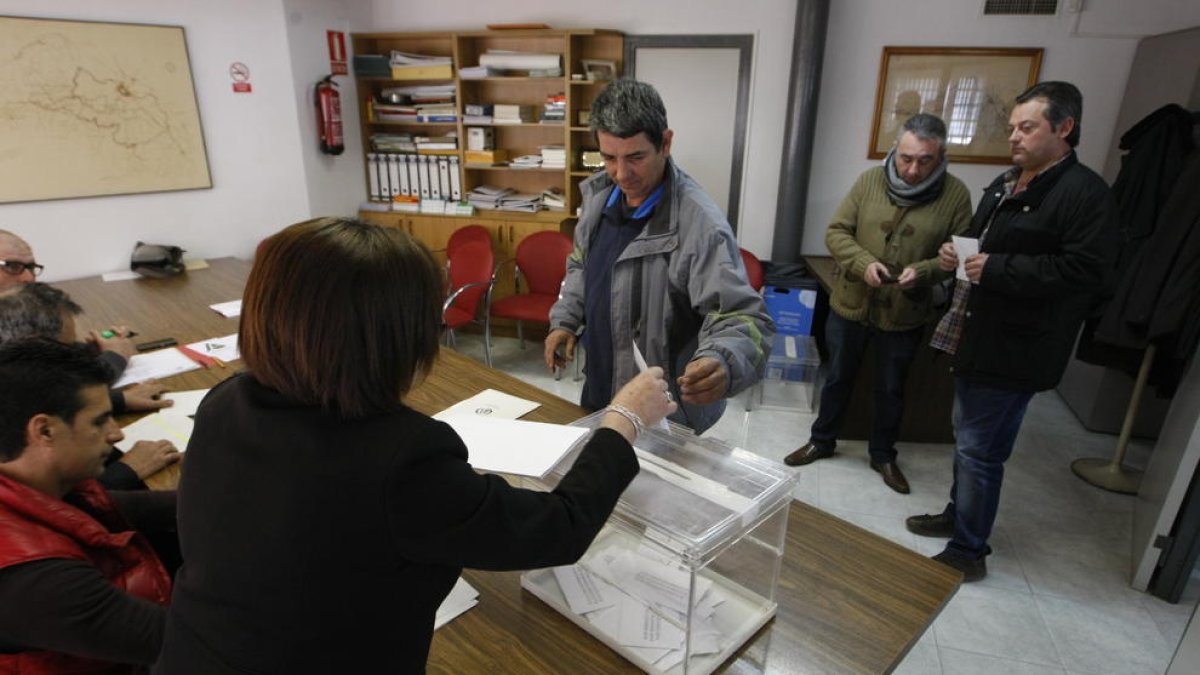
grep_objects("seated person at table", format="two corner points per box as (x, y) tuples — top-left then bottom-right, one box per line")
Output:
(152, 218), (674, 675)
(0, 283), (181, 489)
(0, 339), (173, 673)
(0, 229), (139, 377)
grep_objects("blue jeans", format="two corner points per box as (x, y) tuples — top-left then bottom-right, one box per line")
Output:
(810, 312), (924, 463)
(941, 378), (1033, 559)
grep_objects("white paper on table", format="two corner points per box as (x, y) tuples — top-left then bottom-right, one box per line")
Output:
(440, 416), (587, 478)
(433, 577), (479, 630)
(101, 270), (141, 282)
(553, 565), (620, 615)
(113, 349), (201, 388)
(116, 413), (194, 452)
(161, 389), (211, 418)
(209, 299), (242, 318)
(186, 334), (240, 362)
(631, 340), (671, 432)
(952, 235), (979, 282)
(434, 388), (540, 421)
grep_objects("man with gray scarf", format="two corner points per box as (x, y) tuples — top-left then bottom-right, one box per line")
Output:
(784, 113), (971, 493)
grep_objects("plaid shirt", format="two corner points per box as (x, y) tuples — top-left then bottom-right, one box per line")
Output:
(928, 154), (1072, 355)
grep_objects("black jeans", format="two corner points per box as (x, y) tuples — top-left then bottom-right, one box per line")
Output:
(809, 311), (923, 463)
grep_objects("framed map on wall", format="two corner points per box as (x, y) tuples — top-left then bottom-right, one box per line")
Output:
(0, 16), (211, 203)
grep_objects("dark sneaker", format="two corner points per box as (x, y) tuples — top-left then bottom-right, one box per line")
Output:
(870, 460), (910, 494)
(906, 512), (954, 537)
(783, 442), (834, 466)
(932, 550), (987, 582)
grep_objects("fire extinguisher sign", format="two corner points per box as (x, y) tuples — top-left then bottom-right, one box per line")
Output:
(327, 30), (348, 76)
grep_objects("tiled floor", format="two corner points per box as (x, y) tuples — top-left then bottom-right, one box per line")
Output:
(450, 332), (1197, 675)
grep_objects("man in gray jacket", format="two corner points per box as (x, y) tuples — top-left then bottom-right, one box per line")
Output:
(544, 79), (773, 434)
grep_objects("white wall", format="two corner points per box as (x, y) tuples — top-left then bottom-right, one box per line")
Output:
(365, 0), (798, 260)
(0, 0), (312, 282)
(804, 0), (1200, 257)
(281, 0), (372, 218)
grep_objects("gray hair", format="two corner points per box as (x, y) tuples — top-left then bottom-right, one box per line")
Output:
(899, 113), (948, 147)
(589, 78), (669, 150)
(0, 282), (81, 345)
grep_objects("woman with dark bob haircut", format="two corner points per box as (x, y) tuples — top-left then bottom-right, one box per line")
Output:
(152, 218), (673, 675)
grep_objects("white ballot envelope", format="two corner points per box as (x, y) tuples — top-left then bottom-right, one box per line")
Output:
(952, 235), (980, 283)
(631, 341), (671, 432)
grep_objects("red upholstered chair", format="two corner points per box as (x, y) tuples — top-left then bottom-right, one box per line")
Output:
(740, 247), (765, 292)
(445, 225), (491, 259)
(442, 240), (495, 366)
(490, 231), (573, 373)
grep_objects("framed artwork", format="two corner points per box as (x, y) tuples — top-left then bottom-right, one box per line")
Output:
(0, 16), (212, 203)
(868, 46), (1043, 164)
(581, 58), (616, 81)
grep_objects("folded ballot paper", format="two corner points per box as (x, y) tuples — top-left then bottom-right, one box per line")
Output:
(434, 577), (479, 630)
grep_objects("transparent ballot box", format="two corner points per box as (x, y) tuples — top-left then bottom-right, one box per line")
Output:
(521, 413), (799, 674)
(754, 333), (821, 411)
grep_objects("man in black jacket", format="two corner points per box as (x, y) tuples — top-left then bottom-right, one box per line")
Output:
(905, 81), (1119, 581)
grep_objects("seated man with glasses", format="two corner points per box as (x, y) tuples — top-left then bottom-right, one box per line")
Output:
(0, 229), (44, 290)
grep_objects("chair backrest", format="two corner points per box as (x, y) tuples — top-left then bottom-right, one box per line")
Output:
(740, 247), (765, 292)
(446, 241), (494, 316)
(447, 225), (492, 258)
(514, 231), (573, 295)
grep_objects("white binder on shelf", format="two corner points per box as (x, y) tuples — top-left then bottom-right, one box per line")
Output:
(437, 156), (451, 200)
(448, 156), (462, 201)
(386, 154), (401, 198)
(407, 154), (421, 198)
(421, 156), (435, 199)
(398, 155), (412, 197)
(367, 153), (382, 201)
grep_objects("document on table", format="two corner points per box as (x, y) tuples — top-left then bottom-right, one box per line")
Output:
(161, 389), (211, 418)
(433, 388), (540, 420)
(440, 416), (587, 478)
(113, 349), (201, 388)
(102, 270), (141, 282)
(952, 235), (979, 282)
(434, 577), (479, 630)
(209, 300), (242, 318)
(186, 334), (240, 362)
(116, 412), (194, 452)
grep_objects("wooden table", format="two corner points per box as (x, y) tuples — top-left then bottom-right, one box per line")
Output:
(803, 255), (956, 444)
(54, 257), (959, 674)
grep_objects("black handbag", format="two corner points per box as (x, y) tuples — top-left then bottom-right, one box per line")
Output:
(130, 241), (186, 278)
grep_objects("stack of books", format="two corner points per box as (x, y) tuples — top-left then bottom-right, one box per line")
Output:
(459, 65), (498, 79)
(541, 93), (566, 124)
(496, 192), (542, 213)
(539, 145), (566, 169)
(467, 185), (515, 211)
(390, 51), (453, 80)
(415, 133), (458, 155)
(478, 51), (561, 75)
(541, 187), (566, 212)
(463, 103), (493, 125)
(464, 149), (509, 167)
(353, 54), (392, 78)
(370, 133), (416, 153)
(510, 155), (543, 169)
(372, 101), (418, 123)
(377, 83), (457, 122)
(493, 104), (535, 125)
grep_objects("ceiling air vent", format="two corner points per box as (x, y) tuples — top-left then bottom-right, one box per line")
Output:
(983, 0), (1058, 15)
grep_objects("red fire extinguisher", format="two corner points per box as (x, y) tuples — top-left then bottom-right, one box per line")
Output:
(315, 74), (344, 155)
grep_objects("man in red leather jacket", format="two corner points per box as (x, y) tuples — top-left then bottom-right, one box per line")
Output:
(0, 339), (172, 673)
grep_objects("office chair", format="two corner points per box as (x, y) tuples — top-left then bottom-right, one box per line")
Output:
(489, 230), (573, 379)
(442, 240), (495, 366)
(740, 247), (765, 292)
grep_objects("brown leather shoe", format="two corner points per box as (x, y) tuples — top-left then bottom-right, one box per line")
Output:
(783, 442), (833, 466)
(870, 460), (910, 494)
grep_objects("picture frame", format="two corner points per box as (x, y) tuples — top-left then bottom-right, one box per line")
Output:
(581, 58), (617, 82)
(0, 15), (211, 203)
(868, 46), (1043, 164)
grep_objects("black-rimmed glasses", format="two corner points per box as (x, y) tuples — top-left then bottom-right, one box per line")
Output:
(0, 260), (44, 277)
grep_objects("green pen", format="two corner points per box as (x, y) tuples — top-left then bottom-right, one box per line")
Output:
(100, 329), (138, 339)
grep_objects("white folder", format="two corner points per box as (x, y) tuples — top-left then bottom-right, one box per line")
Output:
(420, 156), (434, 199)
(386, 155), (401, 198)
(367, 153), (382, 201)
(407, 154), (421, 198)
(437, 156), (451, 200)
(448, 156), (462, 201)
(398, 155), (412, 196)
